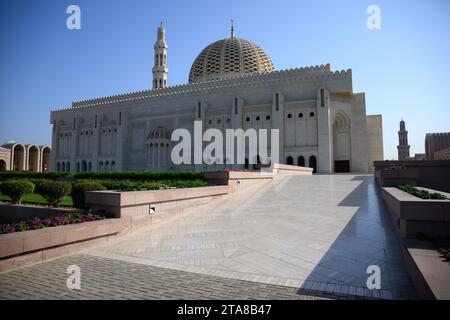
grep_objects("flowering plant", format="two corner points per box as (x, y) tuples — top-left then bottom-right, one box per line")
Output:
(0, 212), (107, 234)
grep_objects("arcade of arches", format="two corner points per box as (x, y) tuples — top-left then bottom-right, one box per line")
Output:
(0, 143), (51, 172)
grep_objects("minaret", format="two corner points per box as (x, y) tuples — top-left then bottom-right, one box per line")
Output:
(152, 22), (168, 89)
(397, 118), (410, 160)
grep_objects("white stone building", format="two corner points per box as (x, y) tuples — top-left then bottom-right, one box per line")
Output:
(50, 24), (383, 174)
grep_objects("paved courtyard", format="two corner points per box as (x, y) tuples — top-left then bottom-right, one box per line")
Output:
(0, 174), (417, 299)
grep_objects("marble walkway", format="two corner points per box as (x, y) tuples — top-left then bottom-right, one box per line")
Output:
(82, 174), (417, 299)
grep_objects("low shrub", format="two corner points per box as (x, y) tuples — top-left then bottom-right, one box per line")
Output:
(0, 180), (35, 204)
(72, 181), (107, 209)
(35, 181), (72, 207)
(398, 184), (448, 200)
(74, 171), (204, 181)
(93, 179), (208, 191)
(0, 171), (70, 181)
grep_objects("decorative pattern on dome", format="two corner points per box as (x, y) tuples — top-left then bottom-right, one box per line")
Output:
(189, 37), (275, 83)
(148, 127), (170, 140)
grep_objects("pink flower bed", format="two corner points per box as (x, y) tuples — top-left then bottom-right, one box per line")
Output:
(0, 212), (108, 234)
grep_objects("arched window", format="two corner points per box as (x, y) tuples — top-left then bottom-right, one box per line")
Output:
(99, 161), (103, 172)
(256, 116), (260, 121)
(310, 112), (315, 118)
(88, 162), (92, 172)
(298, 112), (304, 118)
(309, 155), (317, 173)
(81, 160), (87, 173)
(286, 156), (294, 165)
(297, 156), (305, 167)
(111, 161), (116, 172)
(76, 162), (80, 173)
(57, 162), (61, 172)
(266, 115), (271, 120)
(287, 113), (292, 119)
(246, 117), (250, 122)
(61, 162), (66, 172)
(67, 162), (71, 173)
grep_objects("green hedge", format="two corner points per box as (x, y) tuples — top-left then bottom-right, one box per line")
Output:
(74, 171), (204, 181)
(77, 179), (208, 192)
(0, 180), (35, 204)
(71, 181), (107, 209)
(35, 181), (72, 207)
(0, 171), (70, 181)
(398, 184), (448, 200)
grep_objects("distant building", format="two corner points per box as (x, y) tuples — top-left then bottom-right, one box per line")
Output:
(397, 119), (410, 160)
(425, 133), (450, 160)
(0, 142), (51, 172)
(413, 153), (426, 160)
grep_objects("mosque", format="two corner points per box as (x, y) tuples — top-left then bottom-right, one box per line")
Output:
(50, 23), (383, 174)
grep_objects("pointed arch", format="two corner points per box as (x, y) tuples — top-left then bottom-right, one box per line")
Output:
(333, 110), (351, 172)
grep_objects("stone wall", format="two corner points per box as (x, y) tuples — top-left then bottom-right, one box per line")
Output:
(374, 160), (450, 192)
(367, 115), (384, 172)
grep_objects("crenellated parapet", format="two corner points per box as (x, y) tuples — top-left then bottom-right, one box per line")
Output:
(52, 64), (352, 113)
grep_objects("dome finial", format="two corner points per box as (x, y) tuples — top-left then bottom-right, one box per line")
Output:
(230, 19), (234, 38)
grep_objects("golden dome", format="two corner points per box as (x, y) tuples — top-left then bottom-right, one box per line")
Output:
(189, 37), (275, 83)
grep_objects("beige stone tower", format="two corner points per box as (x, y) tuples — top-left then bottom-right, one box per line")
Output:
(397, 119), (410, 160)
(152, 22), (168, 89)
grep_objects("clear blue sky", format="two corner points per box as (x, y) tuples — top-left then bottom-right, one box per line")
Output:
(0, 0), (449, 160)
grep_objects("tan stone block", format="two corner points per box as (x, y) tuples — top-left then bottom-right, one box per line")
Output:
(0, 250), (43, 272)
(0, 233), (24, 258)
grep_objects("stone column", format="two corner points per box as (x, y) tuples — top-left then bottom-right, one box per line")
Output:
(230, 96), (243, 169)
(271, 92), (284, 165)
(51, 121), (59, 172)
(316, 87), (332, 173)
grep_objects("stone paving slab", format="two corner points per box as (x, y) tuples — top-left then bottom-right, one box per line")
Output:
(85, 175), (417, 299)
(0, 254), (340, 300)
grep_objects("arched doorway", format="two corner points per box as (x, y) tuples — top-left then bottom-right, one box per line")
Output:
(27, 145), (39, 171)
(41, 146), (51, 172)
(297, 156), (305, 167)
(309, 155), (317, 173)
(12, 144), (25, 171)
(333, 111), (351, 173)
(0, 159), (6, 171)
(286, 156), (294, 165)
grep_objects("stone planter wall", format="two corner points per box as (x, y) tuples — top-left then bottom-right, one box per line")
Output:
(85, 185), (233, 219)
(0, 218), (131, 272)
(381, 187), (450, 239)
